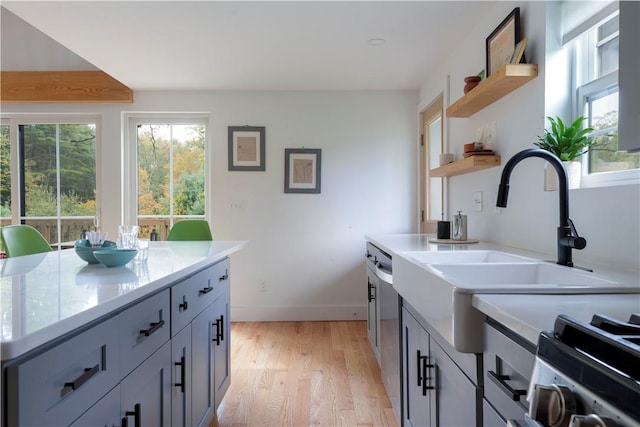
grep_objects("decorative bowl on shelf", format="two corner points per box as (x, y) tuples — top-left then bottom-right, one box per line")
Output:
(74, 239), (117, 264)
(93, 249), (138, 268)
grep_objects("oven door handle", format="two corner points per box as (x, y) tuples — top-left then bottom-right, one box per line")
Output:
(488, 370), (527, 401)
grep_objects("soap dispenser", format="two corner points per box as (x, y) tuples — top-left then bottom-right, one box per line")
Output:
(452, 211), (467, 241)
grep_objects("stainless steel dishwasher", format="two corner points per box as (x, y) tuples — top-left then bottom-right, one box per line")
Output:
(368, 243), (401, 423)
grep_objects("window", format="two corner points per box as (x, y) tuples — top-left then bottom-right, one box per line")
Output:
(0, 117), (99, 248)
(126, 116), (207, 240)
(573, 11), (639, 186)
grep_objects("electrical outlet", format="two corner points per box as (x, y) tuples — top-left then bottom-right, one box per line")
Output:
(259, 281), (268, 292)
(473, 191), (483, 212)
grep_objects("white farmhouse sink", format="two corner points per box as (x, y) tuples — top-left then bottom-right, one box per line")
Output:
(403, 250), (532, 265)
(393, 250), (639, 353)
(430, 262), (618, 289)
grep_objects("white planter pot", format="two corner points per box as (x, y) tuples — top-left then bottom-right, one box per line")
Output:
(544, 161), (581, 191)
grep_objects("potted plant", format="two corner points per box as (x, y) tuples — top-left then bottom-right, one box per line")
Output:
(534, 116), (594, 190)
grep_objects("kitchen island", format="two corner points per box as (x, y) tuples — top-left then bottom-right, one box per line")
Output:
(1, 240), (247, 426)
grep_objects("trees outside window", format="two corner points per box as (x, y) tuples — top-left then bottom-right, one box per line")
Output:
(1, 119), (98, 247)
(134, 121), (206, 239)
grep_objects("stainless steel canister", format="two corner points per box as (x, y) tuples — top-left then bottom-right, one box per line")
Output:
(452, 211), (467, 241)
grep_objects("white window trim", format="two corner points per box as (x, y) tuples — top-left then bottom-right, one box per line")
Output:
(122, 112), (210, 227)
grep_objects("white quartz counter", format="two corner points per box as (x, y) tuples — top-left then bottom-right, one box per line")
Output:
(472, 293), (640, 345)
(367, 233), (640, 349)
(0, 240), (247, 361)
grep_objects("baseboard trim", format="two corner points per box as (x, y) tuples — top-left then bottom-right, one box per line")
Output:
(231, 305), (368, 322)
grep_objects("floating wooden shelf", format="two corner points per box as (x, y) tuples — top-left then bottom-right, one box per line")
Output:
(446, 64), (538, 118)
(430, 155), (501, 177)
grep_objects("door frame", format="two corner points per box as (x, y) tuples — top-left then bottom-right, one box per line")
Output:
(420, 95), (445, 234)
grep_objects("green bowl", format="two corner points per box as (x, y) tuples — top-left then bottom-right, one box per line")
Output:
(93, 249), (138, 268)
(74, 240), (117, 264)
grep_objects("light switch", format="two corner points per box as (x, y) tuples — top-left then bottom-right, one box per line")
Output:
(473, 191), (483, 212)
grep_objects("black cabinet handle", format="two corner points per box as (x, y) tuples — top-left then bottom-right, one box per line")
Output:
(367, 279), (375, 302)
(417, 350), (434, 396)
(488, 370), (527, 401)
(417, 350), (426, 388)
(174, 356), (186, 393)
(219, 271), (228, 281)
(124, 403), (141, 427)
(63, 364), (99, 392)
(178, 296), (188, 312)
(139, 320), (165, 337)
(422, 357), (435, 395)
(212, 315), (224, 345)
(199, 280), (213, 295)
(219, 315), (225, 342)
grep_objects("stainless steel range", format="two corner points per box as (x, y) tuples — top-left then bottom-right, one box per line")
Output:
(513, 313), (640, 427)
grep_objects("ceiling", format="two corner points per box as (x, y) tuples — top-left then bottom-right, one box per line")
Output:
(2, 1), (493, 91)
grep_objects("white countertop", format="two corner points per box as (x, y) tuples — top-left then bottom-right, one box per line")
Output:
(0, 240), (247, 361)
(367, 233), (640, 348)
(472, 293), (640, 345)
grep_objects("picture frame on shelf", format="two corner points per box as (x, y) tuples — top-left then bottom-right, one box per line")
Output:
(510, 37), (528, 64)
(284, 148), (321, 194)
(486, 7), (521, 77)
(228, 125), (265, 171)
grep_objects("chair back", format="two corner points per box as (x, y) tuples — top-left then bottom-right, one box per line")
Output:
(0, 225), (53, 258)
(167, 220), (213, 241)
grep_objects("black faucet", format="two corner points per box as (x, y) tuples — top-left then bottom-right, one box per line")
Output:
(496, 148), (586, 267)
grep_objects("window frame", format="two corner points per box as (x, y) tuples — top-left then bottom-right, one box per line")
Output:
(123, 113), (210, 230)
(571, 10), (639, 188)
(0, 114), (102, 247)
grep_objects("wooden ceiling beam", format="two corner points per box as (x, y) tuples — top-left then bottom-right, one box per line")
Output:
(1, 71), (133, 103)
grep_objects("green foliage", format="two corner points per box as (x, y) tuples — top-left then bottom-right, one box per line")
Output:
(2, 124), (98, 218)
(137, 124), (205, 217)
(173, 171), (205, 215)
(1, 124), (10, 212)
(534, 116), (594, 161)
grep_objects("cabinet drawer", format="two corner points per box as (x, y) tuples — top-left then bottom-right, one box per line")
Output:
(119, 288), (171, 377)
(483, 322), (535, 421)
(171, 259), (230, 336)
(5, 316), (120, 426)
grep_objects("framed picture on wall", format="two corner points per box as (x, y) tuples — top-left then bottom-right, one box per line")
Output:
(228, 126), (265, 171)
(486, 7), (521, 77)
(284, 148), (321, 194)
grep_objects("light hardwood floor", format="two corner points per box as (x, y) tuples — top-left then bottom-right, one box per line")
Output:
(212, 321), (399, 427)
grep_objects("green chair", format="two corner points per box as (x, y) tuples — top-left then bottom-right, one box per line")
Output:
(167, 220), (213, 241)
(0, 225), (52, 258)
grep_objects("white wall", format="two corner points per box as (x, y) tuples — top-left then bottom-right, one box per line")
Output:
(419, 1), (639, 270)
(1, 90), (418, 320)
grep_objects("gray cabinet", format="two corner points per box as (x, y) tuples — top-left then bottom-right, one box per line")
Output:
(70, 385), (121, 427)
(402, 306), (433, 427)
(5, 315), (120, 426)
(120, 341), (172, 426)
(366, 265), (380, 363)
(482, 320), (535, 424)
(402, 303), (481, 427)
(191, 259), (231, 427)
(172, 324), (193, 427)
(2, 258), (233, 427)
(212, 283), (231, 410)
(366, 243), (381, 364)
